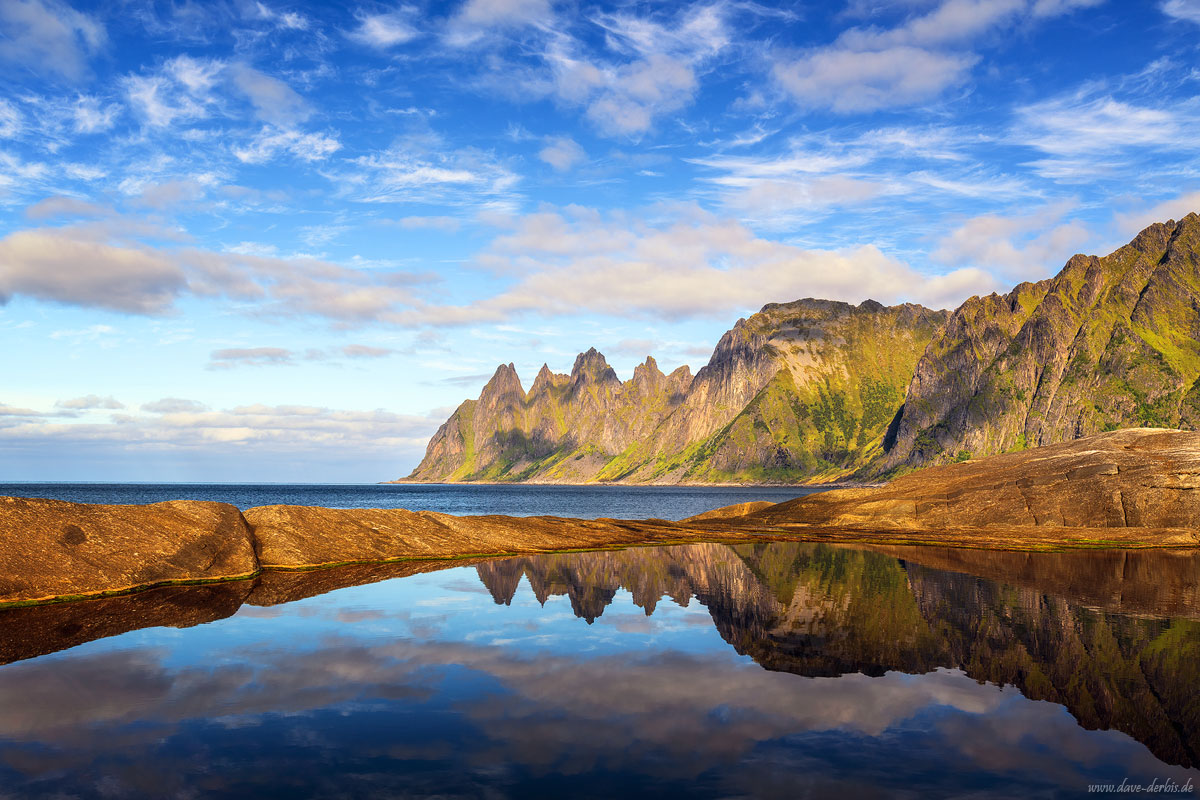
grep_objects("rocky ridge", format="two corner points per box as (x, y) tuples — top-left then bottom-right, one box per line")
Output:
(882, 212), (1200, 473)
(406, 298), (947, 483)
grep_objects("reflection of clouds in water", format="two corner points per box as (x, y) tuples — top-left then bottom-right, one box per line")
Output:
(0, 635), (1189, 796)
(437, 577), (496, 596)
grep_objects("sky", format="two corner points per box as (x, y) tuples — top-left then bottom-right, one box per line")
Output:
(0, 0), (1198, 482)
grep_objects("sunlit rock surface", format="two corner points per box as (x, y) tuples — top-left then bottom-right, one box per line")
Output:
(0, 497), (258, 603)
(707, 429), (1200, 547)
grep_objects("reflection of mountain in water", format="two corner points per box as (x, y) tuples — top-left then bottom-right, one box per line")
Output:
(2, 541), (1198, 768)
(476, 543), (1200, 768)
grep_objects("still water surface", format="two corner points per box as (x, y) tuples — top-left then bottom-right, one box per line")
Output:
(0, 482), (816, 519)
(1, 541), (1197, 798)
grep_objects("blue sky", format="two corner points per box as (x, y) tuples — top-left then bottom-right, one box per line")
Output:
(1, 0), (1198, 482)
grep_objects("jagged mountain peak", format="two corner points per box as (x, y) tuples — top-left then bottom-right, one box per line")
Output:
(481, 362), (523, 397)
(570, 348), (619, 386)
(529, 363), (568, 398)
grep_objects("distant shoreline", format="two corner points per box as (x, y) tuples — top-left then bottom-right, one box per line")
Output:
(383, 479), (881, 489)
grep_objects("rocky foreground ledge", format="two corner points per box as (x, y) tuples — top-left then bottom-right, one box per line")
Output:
(693, 428), (1200, 548)
(2, 428), (1197, 605)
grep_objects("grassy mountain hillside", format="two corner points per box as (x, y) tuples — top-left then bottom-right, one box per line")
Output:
(403, 299), (946, 484)
(881, 212), (1200, 475)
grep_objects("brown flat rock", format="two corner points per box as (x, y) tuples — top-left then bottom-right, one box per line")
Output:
(718, 429), (1200, 542)
(244, 504), (736, 568)
(683, 501), (775, 522)
(0, 497), (259, 604)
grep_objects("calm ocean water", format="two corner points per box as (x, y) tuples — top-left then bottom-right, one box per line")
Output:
(0, 482), (819, 520)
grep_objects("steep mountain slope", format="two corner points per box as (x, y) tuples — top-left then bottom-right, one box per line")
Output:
(404, 298), (947, 483)
(599, 299), (947, 482)
(881, 212), (1200, 473)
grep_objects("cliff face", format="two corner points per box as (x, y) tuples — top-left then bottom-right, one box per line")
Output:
(406, 298), (947, 483)
(883, 212), (1200, 472)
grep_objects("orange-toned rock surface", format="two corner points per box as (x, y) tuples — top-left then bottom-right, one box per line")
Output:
(701, 429), (1200, 548)
(0, 497), (258, 604)
(242, 505), (730, 568)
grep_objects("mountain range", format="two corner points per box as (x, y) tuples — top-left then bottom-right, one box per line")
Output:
(402, 213), (1200, 484)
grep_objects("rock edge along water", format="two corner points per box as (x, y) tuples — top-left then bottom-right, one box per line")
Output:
(2, 429), (1198, 605)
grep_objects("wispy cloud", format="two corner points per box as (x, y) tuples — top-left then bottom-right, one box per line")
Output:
(538, 136), (586, 171)
(348, 10), (420, 48)
(932, 201), (1092, 278)
(773, 0), (1101, 112)
(0, 0), (106, 81)
(396, 205), (993, 324)
(55, 394), (124, 410)
(1161, 0), (1200, 24)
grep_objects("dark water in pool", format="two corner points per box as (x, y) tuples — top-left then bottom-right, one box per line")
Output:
(1, 542), (1197, 798)
(0, 483), (817, 519)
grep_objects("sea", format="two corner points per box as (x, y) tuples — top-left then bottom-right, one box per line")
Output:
(1, 484), (1197, 798)
(0, 482), (819, 519)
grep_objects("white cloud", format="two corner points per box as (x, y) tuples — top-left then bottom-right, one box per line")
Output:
(253, 2), (310, 30)
(538, 136), (586, 171)
(24, 195), (111, 219)
(0, 100), (21, 139)
(208, 347), (294, 369)
(0, 228), (186, 314)
(0, 222), (427, 323)
(141, 397), (209, 414)
(124, 74), (208, 128)
(0, 0), (105, 81)
(1160, 0), (1200, 23)
(932, 202), (1092, 278)
(394, 216), (462, 231)
(342, 344), (396, 358)
(349, 11), (419, 48)
(72, 94), (119, 133)
(1112, 191), (1200, 237)
(339, 139), (519, 204)
(1014, 94), (1188, 156)
(446, 0), (550, 44)
(396, 205), (993, 325)
(773, 0), (1098, 112)
(529, 4), (729, 136)
(230, 65), (310, 126)
(1, 403), (440, 456)
(56, 395), (124, 410)
(775, 46), (977, 113)
(233, 127), (341, 163)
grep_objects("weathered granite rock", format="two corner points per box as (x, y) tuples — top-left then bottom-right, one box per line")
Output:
(685, 501), (775, 521)
(720, 429), (1200, 545)
(243, 504), (725, 569)
(0, 497), (259, 604)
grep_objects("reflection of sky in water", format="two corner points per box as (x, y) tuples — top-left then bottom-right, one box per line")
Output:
(1, 560), (1197, 799)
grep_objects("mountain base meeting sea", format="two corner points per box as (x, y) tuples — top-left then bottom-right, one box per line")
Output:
(0, 483), (818, 520)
